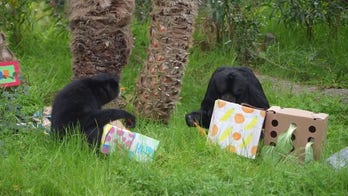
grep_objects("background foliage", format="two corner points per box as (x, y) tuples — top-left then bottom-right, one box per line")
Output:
(270, 0), (348, 39)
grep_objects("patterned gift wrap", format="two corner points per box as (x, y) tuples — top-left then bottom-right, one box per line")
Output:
(129, 133), (160, 162)
(100, 124), (135, 154)
(208, 99), (266, 159)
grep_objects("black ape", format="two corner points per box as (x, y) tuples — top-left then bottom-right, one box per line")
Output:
(51, 73), (136, 146)
(185, 66), (269, 128)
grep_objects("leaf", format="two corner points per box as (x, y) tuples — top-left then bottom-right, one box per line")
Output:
(305, 141), (314, 163)
(276, 123), (297, 155)
(261, 145), (281, 163)
(258, 51), (267, 59)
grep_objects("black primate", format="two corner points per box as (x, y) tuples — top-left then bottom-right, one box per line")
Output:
(51, 73), (136, 146)
(185, 66), (269, 128)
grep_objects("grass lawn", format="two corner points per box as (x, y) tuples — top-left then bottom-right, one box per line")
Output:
(0, 16), (347, 195)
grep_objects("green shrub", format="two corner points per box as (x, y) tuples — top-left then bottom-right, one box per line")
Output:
(197, 0), (263, 65)
(0, 0), (34, 44)
(270, 0), (348, 40)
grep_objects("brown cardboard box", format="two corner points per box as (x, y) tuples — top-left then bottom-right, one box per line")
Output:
(264, 106), (329, 160)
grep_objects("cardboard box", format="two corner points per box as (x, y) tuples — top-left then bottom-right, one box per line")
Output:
(0, 61), (20, 87)
(264, 106), (329, 160)
(129, 133), (160, 162)
(208, 99), (266, 159)
(100, 124), (135, 154)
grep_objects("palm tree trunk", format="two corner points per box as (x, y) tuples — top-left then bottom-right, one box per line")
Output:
(68, 0), (134, 79)
(134, 0), (198, 123)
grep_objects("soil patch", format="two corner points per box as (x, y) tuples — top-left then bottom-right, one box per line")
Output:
(257, 74), (348, 104)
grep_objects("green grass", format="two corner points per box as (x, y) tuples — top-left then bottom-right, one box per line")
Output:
(258, 21), (348, 88)
(1, 11), (348, 195)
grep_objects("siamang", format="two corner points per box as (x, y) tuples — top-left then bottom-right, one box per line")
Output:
(51, 73), (136, 146)
(185, 66), (269, 128)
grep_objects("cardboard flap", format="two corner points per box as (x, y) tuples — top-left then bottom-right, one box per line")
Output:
(267, 106), (328, 120)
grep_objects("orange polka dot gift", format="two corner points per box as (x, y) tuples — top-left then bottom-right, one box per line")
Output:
(208, 99), (266, 159)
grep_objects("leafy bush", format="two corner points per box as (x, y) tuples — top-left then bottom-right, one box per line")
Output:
(270, 0), (348, 40)
(0, 84), (33, 136)
(0, 0), (66, 46)
(0, 0), (34, 44)
(196, 0), (264, 65)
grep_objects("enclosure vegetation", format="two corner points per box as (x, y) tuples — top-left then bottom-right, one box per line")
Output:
(0, 0), (347, 195)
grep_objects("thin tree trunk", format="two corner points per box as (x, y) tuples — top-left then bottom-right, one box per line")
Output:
(68, 0), (134, 79)
(134, 0), (198, 123)
(0, 33), (15, 61)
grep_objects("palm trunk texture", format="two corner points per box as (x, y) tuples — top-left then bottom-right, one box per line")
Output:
(134, 0), (198, 123)
(68, 0), (134, 79)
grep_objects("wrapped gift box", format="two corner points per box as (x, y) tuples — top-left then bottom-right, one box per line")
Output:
(100, 124), (135, 154)
(264, 106), (329, 160)
(100, 123), (160, 162)
(208, 99), (266, 159)
(129, 133), (160, 162)
(0, 61), (20, 87)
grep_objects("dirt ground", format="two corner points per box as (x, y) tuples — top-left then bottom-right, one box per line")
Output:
(256, 74), (348, 104)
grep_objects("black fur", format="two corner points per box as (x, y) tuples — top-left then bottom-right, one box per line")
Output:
(51, 73), (136, 146)
(185, 66), (269, 128)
